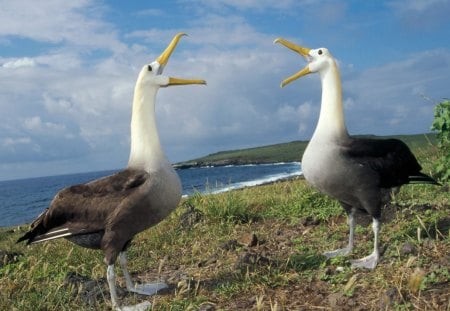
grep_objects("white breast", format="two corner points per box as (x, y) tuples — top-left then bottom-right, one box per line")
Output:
(301, 139), (345, 191)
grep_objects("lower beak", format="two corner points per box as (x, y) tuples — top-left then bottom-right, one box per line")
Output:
(168, 77), (207, 86)
(280, 67), (310, 88)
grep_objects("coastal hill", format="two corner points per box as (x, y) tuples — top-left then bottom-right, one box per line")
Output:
(175, 133), (436, 168)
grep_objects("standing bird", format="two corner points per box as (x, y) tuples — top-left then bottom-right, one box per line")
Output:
(17, 33), (206, 310)
(274, 38), (439, 269)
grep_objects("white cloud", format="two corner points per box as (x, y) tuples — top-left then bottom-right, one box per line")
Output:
(3, 137), (31, 146)
(276, 101), (317, 135)
(342, 49), (450, 134)
(388, 0), (450, 30)
(2, 57), (36, 68)
(0, 0), (126, 53)
(22, 116), (66, 132)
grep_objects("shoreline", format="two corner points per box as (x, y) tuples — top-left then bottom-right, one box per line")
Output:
(2, 175), (305, 229)
(0, 168), (303, 228)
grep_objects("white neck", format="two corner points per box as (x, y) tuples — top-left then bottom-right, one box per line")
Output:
(311, 61), (349, 141)
(127, 83), (168, 170)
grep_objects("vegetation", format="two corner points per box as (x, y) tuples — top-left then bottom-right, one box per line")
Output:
(1, 142), (448, 310)
(175, 133), (436, 168)
(431, 99), (450, 183)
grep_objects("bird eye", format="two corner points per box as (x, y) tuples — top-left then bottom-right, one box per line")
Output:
(318, 49), (323, 55)
(147, 65), (152, 71)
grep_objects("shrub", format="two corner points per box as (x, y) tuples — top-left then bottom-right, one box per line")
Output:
(430, 99), (450, 183)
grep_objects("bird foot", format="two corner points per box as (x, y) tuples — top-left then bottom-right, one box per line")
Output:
(323, 247), (351, 258)
(128, 282), (168, 296)
(350, 253), (379, 270)
(116, 301), (151, 311)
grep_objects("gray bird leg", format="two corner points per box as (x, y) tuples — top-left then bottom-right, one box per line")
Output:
(107, 264), (121, 310)
(323, 212), (355, 258)
(350, 218), (380, 269)
(107, 262), (152, 311)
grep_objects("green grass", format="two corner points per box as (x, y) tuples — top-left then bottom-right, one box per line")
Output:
(0, 139), (448, 310)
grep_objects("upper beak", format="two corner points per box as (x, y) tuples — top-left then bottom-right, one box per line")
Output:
(274, 37), (312, 88)
(156, 33), (187, 67)
(157, 33), (207, 86)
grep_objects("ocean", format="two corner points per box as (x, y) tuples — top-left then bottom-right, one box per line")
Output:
(0, 162), (302, 227)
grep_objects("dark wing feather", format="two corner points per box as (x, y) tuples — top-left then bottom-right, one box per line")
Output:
(17, 168), (149, 244)
(343, 138), (423, 188)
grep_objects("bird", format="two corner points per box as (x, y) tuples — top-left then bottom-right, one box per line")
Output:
(17, 33), (206, 310)
(274, 37), (439, 269)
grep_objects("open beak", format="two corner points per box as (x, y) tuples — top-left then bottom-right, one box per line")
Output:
(157, 33), (206, 86)
(274, 37), (311, 88)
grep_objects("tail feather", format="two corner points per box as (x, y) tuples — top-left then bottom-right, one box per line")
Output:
(17, 224), (72, 245)
(16, 209), (48, 245)
(408, 173), (441, 185)
(16, 231), (35, 245)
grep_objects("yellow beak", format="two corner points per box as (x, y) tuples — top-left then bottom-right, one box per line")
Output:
(274, 37), (312, 88)
(168, 77), (206, 86)
(157, 33), (207, 86)
(280, 66), (310, 88)
(156, 33), (187, 66)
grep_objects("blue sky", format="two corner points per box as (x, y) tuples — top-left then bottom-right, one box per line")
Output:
(0, 0), (449, 181)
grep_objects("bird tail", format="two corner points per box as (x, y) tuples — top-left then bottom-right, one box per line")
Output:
(16, 209), (47, 245)
(18, 227), (72, 245)
(408, 173), (441, 185)
(16, 230), (36, 245)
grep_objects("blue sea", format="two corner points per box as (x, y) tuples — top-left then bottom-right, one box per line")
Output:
(0, 162), (302, 227)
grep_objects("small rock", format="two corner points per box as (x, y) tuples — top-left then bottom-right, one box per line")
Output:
(300, 216), (320, 226)
(198, 302), (216, 311)
(219, 239), (238, 251)
(400, 242), (417, 256)
(323, 266), (334, 275)
(234, 252), (270, 271)
(239, 233), (258, 247)
(327, 292), (345, 307)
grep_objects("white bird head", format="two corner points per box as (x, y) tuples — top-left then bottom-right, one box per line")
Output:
(136, 33), (206, 89)
(274, 37), (335, 88)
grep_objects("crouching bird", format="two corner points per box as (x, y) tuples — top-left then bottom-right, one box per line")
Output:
(17, 33), (206, 310)
(274, 37), (439, 269)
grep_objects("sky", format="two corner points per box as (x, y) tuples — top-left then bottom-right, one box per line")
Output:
(0, 0), (449, 181)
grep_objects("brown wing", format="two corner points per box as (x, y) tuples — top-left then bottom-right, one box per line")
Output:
(17, 168), (149, 244)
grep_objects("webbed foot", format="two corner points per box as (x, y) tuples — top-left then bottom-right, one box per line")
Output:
(128, 282), (167, 296)
(116, 301), (151, 311)
(323, 246), (351, 258)
(350, 253), (378, 270)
